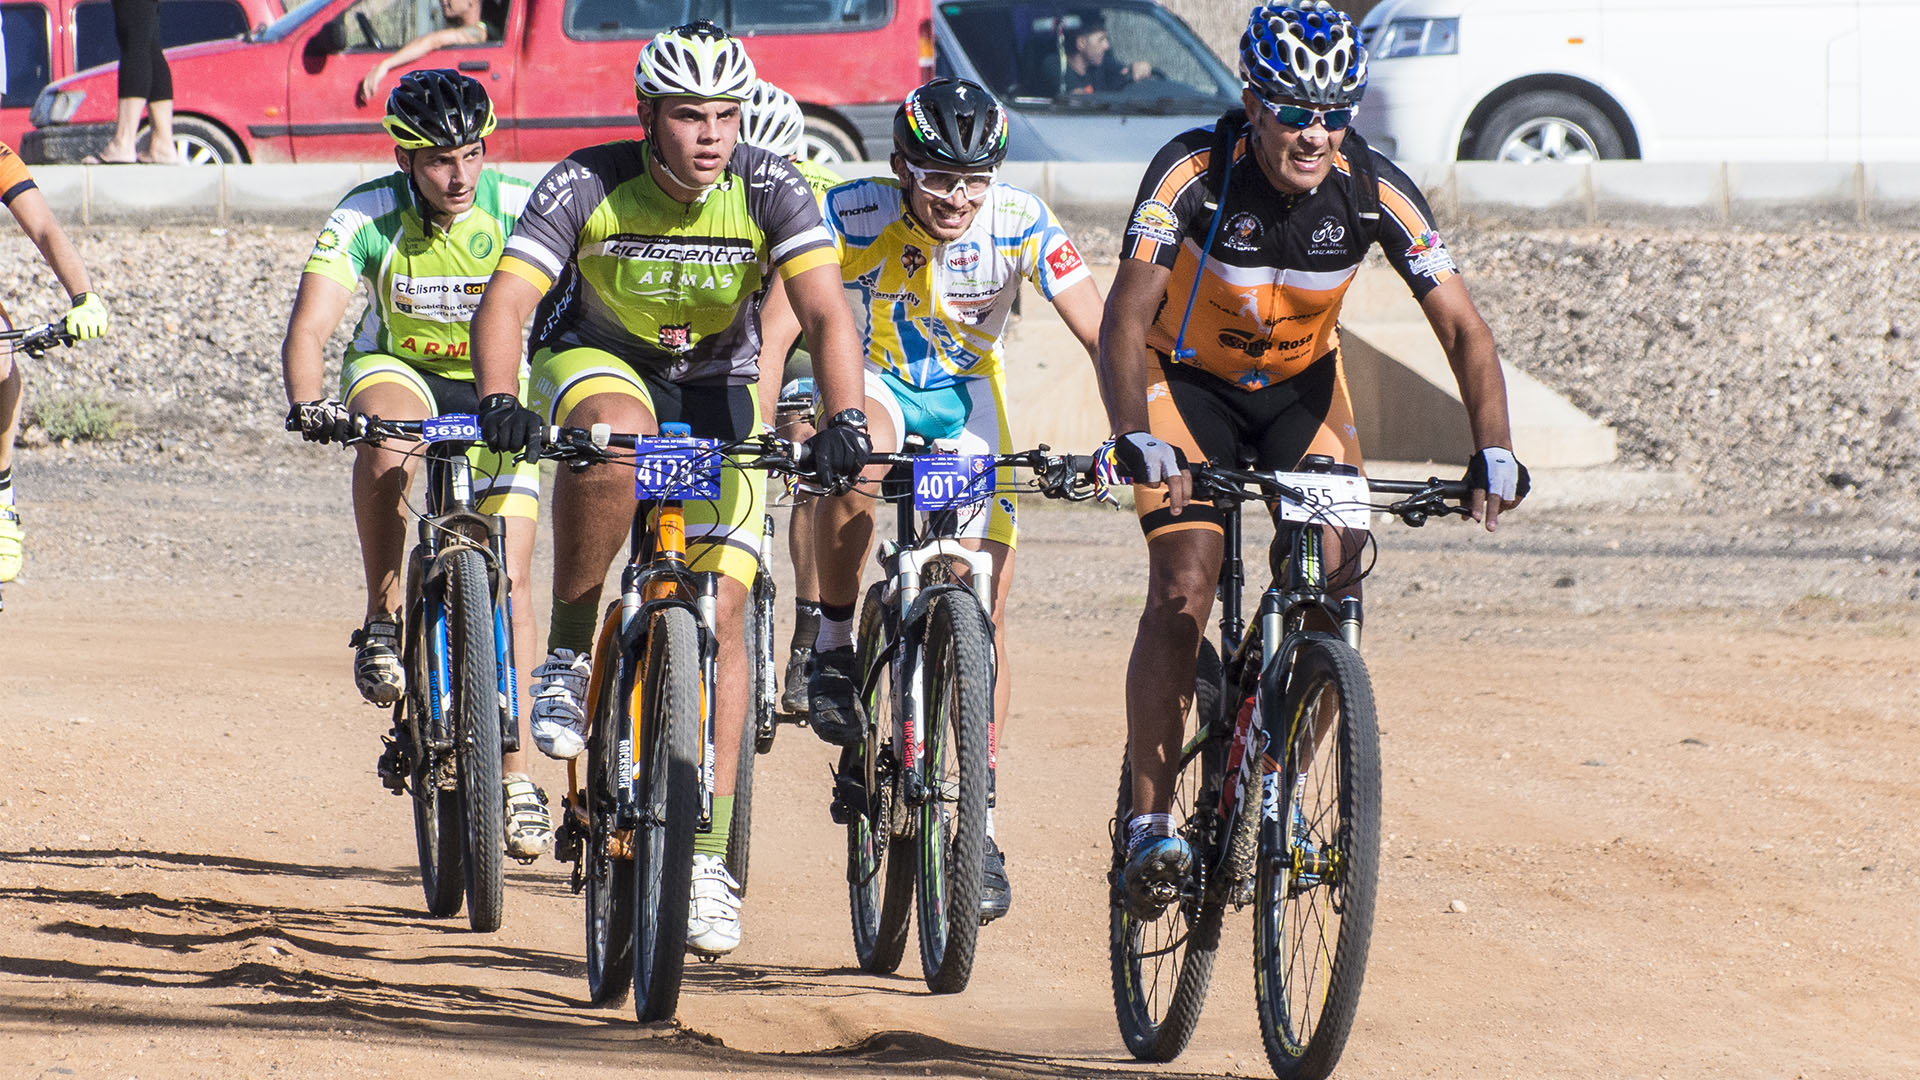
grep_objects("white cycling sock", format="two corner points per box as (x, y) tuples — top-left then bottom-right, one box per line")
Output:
(815, 612), (854, 651)
(1128, 813), (1177, 850)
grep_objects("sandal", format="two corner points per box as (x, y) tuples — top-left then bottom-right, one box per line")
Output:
(503, 774), (553, 862)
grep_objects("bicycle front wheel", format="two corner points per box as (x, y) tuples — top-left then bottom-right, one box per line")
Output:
(1254, 637), (1381, 1080)
(915, 590), (993, 994)
(847, 580), (913, 974)
(447, 549), (504, 933)
(405, 577), (465, 918)
(1110, 640), (1226, 1062)
(631, 605), (701, 1024)
(584, 637), (635, 1006)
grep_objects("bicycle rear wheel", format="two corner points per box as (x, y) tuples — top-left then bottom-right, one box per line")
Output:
(584, 637), (635, 1006)
(728, 567), (777, 893)
(406, 578), (465, 918)
(847, 581), (913, 974)
(1254, 637), (1381, 1080)
(447, 549), (504, 933)
(915, 590), (993, 994)
(1110, 641), (1226, 1062)
(631, 605), (701, 1024)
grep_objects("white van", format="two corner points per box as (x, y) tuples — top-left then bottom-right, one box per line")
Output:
(1354, 0), (1920, 163)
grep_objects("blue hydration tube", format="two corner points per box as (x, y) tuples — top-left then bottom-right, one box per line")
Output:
(1170, 131), (1236, 363)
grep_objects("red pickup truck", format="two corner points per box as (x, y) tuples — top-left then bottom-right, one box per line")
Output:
(21, 0), (931, 163)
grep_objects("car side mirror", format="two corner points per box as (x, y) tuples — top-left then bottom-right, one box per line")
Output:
(307, 16), (347, 58)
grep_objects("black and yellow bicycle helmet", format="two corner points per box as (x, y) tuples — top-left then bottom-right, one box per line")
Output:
(383, 68), (497, 149)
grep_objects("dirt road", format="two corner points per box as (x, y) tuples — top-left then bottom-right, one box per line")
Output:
(3, 448), (1918, 1078)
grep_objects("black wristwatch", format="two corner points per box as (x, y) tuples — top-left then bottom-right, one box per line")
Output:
(825, 408), (869, 431)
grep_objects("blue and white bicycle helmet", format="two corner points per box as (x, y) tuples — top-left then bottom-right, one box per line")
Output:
(1239, 1), (1367, 107)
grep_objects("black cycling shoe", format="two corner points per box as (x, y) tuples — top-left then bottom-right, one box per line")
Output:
(807, 645), (865, 746)
(780, 645), (813, 715)
(981, 837), (1012, 923)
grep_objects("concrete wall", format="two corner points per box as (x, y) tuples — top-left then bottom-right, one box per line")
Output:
(33, 160), (1920, 227)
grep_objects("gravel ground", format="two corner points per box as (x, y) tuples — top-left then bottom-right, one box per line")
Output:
(4, 223), (1918, 524)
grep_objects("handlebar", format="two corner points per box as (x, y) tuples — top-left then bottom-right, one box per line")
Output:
(1, 323), (76, 359)
(1187, 462), (1473, 528)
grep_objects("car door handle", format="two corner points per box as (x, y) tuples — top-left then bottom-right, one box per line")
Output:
(458, 60), (490, 72)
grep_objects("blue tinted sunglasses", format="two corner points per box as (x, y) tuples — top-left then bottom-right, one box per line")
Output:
(1259, 98), (1355, 131)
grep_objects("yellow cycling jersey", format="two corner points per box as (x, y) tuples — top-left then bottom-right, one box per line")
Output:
(821, 178), (1090, 389)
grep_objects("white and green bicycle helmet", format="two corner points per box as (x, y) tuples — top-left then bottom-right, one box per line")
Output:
(634, 20), (758, 101)
(741, 80), (806, 159)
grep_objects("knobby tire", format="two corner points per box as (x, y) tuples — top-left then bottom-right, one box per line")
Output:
(584, 632), (636, 1006)
(1110, 640), (1226, 1062)
(631, 606), (701, 1024)
(448, 549), (504, 933)
(1254, 637), (1381, 1080)
(407, 565), (465, 918)
(915, 590), (993, 994)
(730, 569), (777, 892)
(848, 581), (913, 973)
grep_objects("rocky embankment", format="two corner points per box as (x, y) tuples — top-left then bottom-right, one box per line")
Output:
(4, 224), (1916, 520)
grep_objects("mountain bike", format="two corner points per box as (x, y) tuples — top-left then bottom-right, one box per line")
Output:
(323, 412), (523, 933)
(547, 425), (807, 1022)
(0, 323), (76, 615)
(1108, 454), (1470, 1079)
(833, 440), (1101, 993)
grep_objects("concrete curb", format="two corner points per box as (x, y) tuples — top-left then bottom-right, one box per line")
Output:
(31, 159), (1920, 227)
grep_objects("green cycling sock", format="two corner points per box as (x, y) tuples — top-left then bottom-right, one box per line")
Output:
(548, 596), (600, 656)
(695, 795), (734, 859)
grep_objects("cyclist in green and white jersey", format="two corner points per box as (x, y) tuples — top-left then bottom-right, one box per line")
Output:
(471, 23), (868, 956)
(280, 69), (552, 860)
(740, 78), (842, 713)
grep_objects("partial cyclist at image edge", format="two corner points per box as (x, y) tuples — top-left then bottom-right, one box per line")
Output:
(279, 68), (553, 860)
(471, 20), (868, 960)
(759, 75), (1107, 923)
(0, 139), (111, 590)
(1098, 0), (1528, 922)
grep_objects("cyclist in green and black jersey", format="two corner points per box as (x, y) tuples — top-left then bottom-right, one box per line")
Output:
(280, 70), (553, 860)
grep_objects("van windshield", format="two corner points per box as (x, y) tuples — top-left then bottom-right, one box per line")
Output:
(256, 0), (336, 41)
(941, 0), (1237, 113)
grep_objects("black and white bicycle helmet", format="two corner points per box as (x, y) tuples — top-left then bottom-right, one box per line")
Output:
(742, 80), (806, 159)
(633, 20), (757, 101)
(1239, 0), (1367, 107)
(892, 77), (1008, 169)
(383, 68), (497, 149)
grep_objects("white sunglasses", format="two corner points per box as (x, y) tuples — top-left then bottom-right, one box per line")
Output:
(902, 159), (996, 202)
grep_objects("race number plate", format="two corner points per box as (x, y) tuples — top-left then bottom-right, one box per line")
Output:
(1271, 471), (1371, 530)
(912, 454), (994, 512)
(634, 436), (723, 499)
(421, 413), (480, 443)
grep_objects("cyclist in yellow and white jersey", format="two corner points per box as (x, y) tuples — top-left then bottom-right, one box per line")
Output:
(759, 77), (1106, 920)
(280, 70), (552, 859)
(739, 78), (844, 712)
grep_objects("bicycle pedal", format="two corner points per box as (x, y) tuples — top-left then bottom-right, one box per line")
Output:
(509, 852), (540, 866)
(375, 736), (411, 795)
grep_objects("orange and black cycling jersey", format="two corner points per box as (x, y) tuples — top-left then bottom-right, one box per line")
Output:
(1120, 122), (1456, 392)
(0, 142), (38, 207)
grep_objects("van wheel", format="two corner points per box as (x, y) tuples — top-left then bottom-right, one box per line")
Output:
(140, 117), (245, 165)
(801, 117), (861, 163)
(1470, 90), (1623, 163)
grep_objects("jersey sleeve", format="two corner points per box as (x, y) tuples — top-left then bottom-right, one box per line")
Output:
(0, 142), (36, 206)
(739, 146), (836, 279)
(1013, 192), (1090, 300)
(1119, 127), (1213, 269)
(1367, 151), (1457, 300)
(502, 149), (616, 291)
(301, 183), (393, 291)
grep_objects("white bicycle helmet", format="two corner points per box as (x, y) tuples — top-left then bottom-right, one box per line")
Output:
(634, 20), (757, 101)
(1239, 1), (1367, 107)
(741, 80), (806, 159)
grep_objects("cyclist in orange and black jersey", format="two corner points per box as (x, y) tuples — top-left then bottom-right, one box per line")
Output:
(1098, 1), (1529, 921)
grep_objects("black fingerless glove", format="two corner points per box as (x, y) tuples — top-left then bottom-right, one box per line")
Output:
(286, 399), (345, 444)
(478, 393), (545, 460)
(805, 422), (871, 495)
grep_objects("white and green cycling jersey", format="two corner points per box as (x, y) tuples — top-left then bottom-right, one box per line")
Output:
(302, 169), (531, 379)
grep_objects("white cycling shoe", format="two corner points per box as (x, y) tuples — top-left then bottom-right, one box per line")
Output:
(530, 649), (592, 760)
(687, 853), (743, 956)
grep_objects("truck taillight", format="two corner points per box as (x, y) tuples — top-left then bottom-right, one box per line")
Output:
(918, 19), (934, 80)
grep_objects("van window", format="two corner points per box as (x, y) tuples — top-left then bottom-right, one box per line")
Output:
(2, 2), (52, 108)
(73, 0), (252, 72)
(563, 0), (887, 40)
